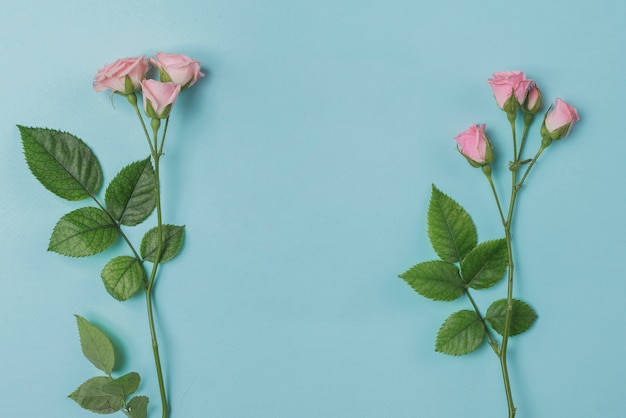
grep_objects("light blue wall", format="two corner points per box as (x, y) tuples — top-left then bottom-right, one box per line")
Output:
(1, 1), (623, 417)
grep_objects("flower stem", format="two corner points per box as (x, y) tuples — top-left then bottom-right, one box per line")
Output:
(496, 115), (522, 417)
(146, 117), (169, 418)
(127, 94), (156, 155)
(128, 97), (170, 418)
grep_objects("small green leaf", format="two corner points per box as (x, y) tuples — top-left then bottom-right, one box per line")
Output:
(75, 315), (115, 374)
(486, 299), (538, 336)
(101, 256), (144, 301)
(18, 126), (102, 201)
(123, 396), (149, 418)
(435, 310), (485, 356)
(427, 185), (477, 263)
(69, 376), (124, 414)
(140, 224), (185, 263)
(105, 158), (156, 226)
(48, 207), (117, 257)
(398, 260), (464, 301)
(102, 372), (140, 397)
(461, 239), (508, 289)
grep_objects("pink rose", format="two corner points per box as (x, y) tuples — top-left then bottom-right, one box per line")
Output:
(487, 71), (533, 112)
(522, 84), (542, 114)
(93, 56), (149, 94)
(543, 98), (579, 140)
(455, 124), (494, 167)
(141, 79), (181, 119)
(151, 52), (205, 88)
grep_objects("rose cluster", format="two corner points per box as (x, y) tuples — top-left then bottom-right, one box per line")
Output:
(93, 53), (204, 119)
(455, 71), (579, 167)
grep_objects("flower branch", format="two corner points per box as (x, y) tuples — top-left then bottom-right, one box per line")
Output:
(19, 52), (205, 418)
(399, 70), (579, 418)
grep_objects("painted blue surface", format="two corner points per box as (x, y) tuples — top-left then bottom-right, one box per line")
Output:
(1, 1), (623, 417)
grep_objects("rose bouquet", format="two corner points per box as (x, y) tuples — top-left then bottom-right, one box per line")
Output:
(399, 71), (579, 417)
(19, 52), (204, 418)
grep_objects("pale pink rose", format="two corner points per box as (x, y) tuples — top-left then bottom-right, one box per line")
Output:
(151, 52), (205, 88)
(544, 98), (579, 140)
(487, 71), (533, 110)
(523, 84), (542, 114)
(93, 56), (149, 94)
(141, 79), (181, 119)
(455, 124), (494, 167)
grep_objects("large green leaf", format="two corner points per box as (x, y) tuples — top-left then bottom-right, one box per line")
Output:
(102, 372), (140, 397)
(435, 310), (485, 356)
(461, 239), (509, 289)
(486, 299), (538, 337)
(48, 207), (117, 257)
(75, 316), (115, 375)
(101, 256), (144, 301)
(69, 376), (124, 414)
(427, 185), (477, 263)
(105, 158), (156, 226)
(18, 126), (102, 201)
(398, 260), (464, 301)
(123, 396), (149, 418)
(141, 224), (185, 263)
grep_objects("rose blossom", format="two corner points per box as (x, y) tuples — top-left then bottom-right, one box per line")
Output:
(543, 98), (579, 140)
(151, 52), (205, 88)
(141, 79), (181, 119)
(487, 71), (533, 111)
(93, 56), (149, 94)
(455, 124), (494, 167)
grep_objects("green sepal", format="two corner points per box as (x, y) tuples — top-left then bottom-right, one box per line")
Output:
(101, 256), (145, 301)
(123, 396), (149, 418)
(398, 260), (464, 301)
(427, 185), (477, 263)
(18, 126), (103, 201)
(75, 315), (115, 375)
(158, 68), (173, 83)
(435, 310), (485, 356)
(140, 224), (185, 263)
(105, 158), (156, 226)
(124, 75), (135, 95)
(101, 372), (140, 397)
(48, 207), (117, 257)
(69, 376), (124, 414)
(486, 298), (538, 337)
(460, 239), (508, 289)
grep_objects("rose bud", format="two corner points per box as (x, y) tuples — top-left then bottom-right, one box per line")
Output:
(487, 71), (533, 114)
(522, 84), (542, 114)
(455, 124), (494, 167)
(141, 79), (181, 119)
(93, 56), (149, 95)
(151, 52), (205, 89)
(541, 98), (580, 140)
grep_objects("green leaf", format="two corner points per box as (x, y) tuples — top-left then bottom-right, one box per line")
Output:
(427, 185), (477, 263)
(123, 396), (149, 418)
(48, 207), (117, 257)
(101, 256), (144, 301)
(69, 376), (124, 414)
(486, 298), (538, 337)
(75, 315), (115, 374)
(140, 224), (185, 263)
(461, 239), (509, 289)
(18, 126), (102, 201)
(398, 260), (464, 301)
(102, 372), (140, 397)
(435, 310), (485, 356)
(105, 158), (156, 226)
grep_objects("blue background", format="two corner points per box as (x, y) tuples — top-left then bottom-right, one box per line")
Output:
(1, 1), (623, 417)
